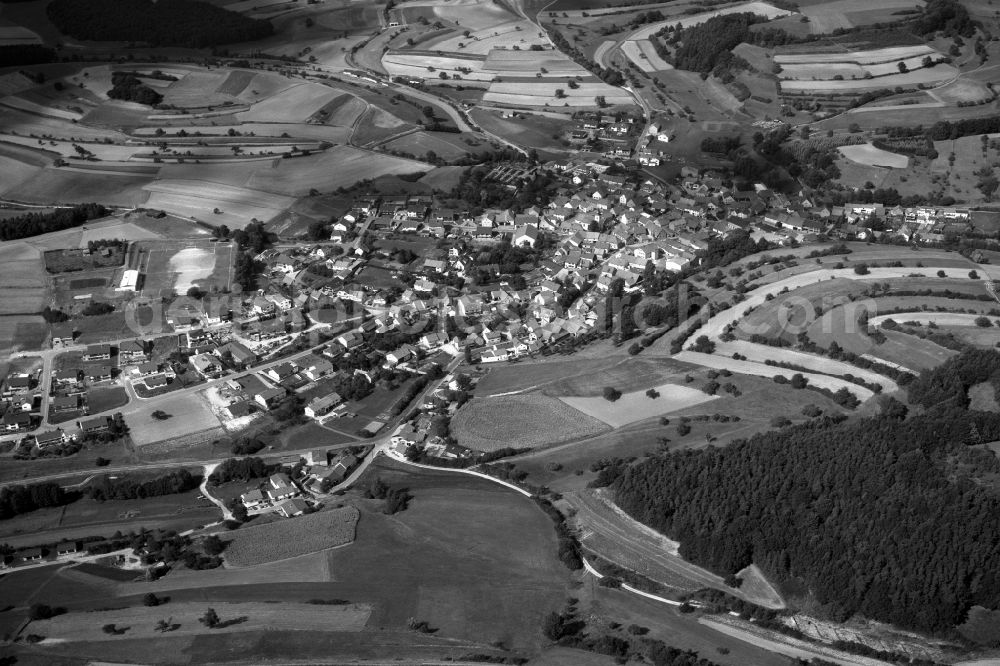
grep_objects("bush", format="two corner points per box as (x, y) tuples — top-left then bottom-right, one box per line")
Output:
(976, 316), (993, 328)
(142, 593), (160, 607)
(771, 416), (791, 428)
(854, 263), (869, 275)
(690, 335), (716, 353)
(603, 386), (621, 402)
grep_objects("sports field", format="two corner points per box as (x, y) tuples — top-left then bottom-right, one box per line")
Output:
(134, 239), (234, 296)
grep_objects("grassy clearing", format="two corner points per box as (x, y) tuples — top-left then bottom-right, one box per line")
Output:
(129, 392), (223, 446)
(451, 393), (610, 450)
(224, 507), (360, 567)
(86, 386), (129, 414)
(560, 383), (718, 428)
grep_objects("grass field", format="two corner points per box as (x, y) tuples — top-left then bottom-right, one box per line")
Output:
(468, 108), (571, 154)
(87, 386), (129, 413)
(224, 507), (360, 567)
(141, 179), (293, 229)
(837, 143), (909, 168)
(0, 488), (217, 547)
(560, 383), (718, 428)
(29, 601), (371, 641)
(134, 239), (234, 296)
(798, 0), (924, 33)
(451, 393), (610, 450)
(129, 391), (224, 446)
(0, 241), (47, 315)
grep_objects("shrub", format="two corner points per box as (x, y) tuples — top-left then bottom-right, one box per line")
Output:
(854, 263), (869, 275)
(603, 386), (621, 402)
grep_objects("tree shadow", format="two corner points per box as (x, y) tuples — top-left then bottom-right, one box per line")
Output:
(214, 616), (248, 629)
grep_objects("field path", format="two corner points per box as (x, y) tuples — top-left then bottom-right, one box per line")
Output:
(200, 462), (233, 521)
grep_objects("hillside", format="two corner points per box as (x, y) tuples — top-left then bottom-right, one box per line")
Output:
(46, 0), (273, 48)
(613, 351), (1000, 634)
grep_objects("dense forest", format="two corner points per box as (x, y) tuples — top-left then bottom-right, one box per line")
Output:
(614, 351), (1000, 634)
(107, 72), (163, 106)
(0, 482), (73, 519)
(0, 45), (56, 67)
(0, 204), (108, 241)
(46, 0), (273, 48)
(667, 13), (761, 74)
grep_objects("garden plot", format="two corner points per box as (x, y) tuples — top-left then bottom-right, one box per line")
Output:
(483, 80), (632, 107)
(451, 394), (609, 451)
(559, 383), (717, 428)
(237, 82), (346, 123)
(142, 179), (295, 228)
(224, 507), (360, 566)
(838, 143), (909, 168)
(628, 1), (793, 40)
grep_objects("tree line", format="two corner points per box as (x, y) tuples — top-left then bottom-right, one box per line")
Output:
(0, 482), (74, 520)
(46, 0), (274, 48)
(0, 204), (108, 241)
(87, 469), (201, 501)
(614, 351), (1000, 633)
(0, 45), (56, 67)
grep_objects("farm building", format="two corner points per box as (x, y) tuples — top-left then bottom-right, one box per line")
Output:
(255, 388), (286, 409)
(19, 548), (43, 562)
(56, 541), (82, 555)
(265, 363), (296, 383)
(216, 341), (256, 368)
(3, 411), (31, 431)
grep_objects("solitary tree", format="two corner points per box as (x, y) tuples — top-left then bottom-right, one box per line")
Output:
(199, 608), (220, 628)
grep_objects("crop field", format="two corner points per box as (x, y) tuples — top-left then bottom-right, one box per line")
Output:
(225, 507), (360, 567)
(134, 239), (234, 295)
(418, 165), (468, 190)
(451, 393), (609, 450)
(382, 52), (494, 81)
(10, 167), (151, 207)
(236, 82), (347, 123)
(837, 143), (909, 168)
(930, 77), (994, 104)
(0, 151), (45, 194)
(0, 314), (46, 353)
(483, 80), (633, 107)
(245, 146), (428, 194)
(780, 65), (957, 92)
(798, 0), (925, 33)
(382, 131), (481, 161)
(141, 179), (294, 228)
(427, 21), (549, 54)
(0, 241), (47, 315)
(774, 44), (935, 65)
(628, 1), (793, 40)
(560, 383), (719, 428)
(129, 391), (224, 446)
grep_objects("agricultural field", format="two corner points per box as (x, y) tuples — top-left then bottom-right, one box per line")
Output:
(141, 180), (295, 229)
(224, 506), (360, 567)
(560, 383), (719, 428)
(28, 601), (372, 641)
(797, 0), (925, 34)
(0, 241), (48, 315)
(469, 108), (572, 155)
(628, 1), (794, 40)
(837, 143), (909, 168)
(451, 393), (609, 450)
(483, 80), (633, 107)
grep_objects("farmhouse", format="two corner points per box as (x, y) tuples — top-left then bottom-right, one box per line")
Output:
(87, 366), (113, 382)
(268, 473), (299, 501)
(51, 323), (77, 347)
(56, 541), (82, 556)
(54, 368), (81, 386)
(19, 548), (43, 562)
(4, 411), (31, 431)
(50, 395), (79, 413)
(4, 374), (31, 395)
(216, 341), (256, 368)
(265, 363), (296, 383)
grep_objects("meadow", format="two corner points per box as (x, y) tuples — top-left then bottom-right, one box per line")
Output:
(451, 393), (610, 450)
(560, 383), (718, 428)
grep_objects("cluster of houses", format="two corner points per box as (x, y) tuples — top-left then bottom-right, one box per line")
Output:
(2, 370), (39, 433)
(239, 472), (309, 518)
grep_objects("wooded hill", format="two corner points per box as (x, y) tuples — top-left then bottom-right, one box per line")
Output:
(614, 350), (1000, 634)
(46, 0), (273, 48)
